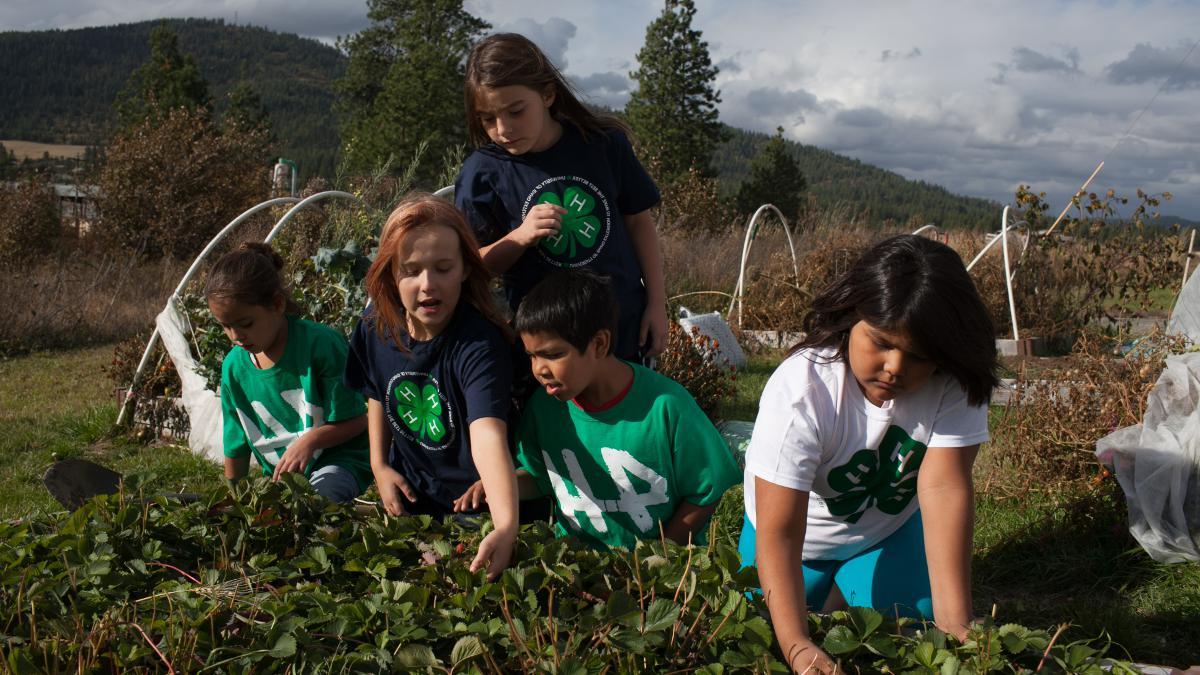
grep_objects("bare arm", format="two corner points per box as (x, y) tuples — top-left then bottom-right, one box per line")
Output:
(272, 415), (369, 479)
(479, 203), (565, 275)
(367, 398), (418, 515)
(755, 477), (840, 674)
(917, 444), (978, 640)
(662, 500), (718, 545)
(624, 209), (668, 357)
(515, 469), (542, 500)
(467, 417), (520, 580)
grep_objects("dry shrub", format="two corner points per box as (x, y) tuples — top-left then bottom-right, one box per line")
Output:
(104, 332), (189, 439)
(0, 254), (185, 356)
(981, 329), (1190, 497)
(95, 107), (270, 259)
(663, 205), (884, 332)
(654, 165), (738, 235)
(656, 322), (736, 421)
(0, 178), (62, 264)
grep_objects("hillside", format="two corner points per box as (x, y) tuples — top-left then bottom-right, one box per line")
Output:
(715, 127), (1000, 230)
(0, 18), (343, 180)
(1, 19), (1003, 227)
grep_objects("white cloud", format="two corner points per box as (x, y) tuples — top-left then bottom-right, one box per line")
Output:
(3, 0), (1199, 218)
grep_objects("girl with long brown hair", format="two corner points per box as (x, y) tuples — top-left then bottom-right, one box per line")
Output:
(344, 193), (519, 580)
(454, 32), (667, 364)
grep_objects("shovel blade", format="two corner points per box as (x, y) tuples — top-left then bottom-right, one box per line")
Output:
(42, 458), (123, 511)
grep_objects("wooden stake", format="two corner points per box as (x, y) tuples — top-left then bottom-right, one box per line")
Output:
(1044, 161), (1104, 237)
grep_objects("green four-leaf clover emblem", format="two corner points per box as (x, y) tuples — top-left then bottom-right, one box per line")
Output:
(394, 379), (446, 443)
(538, 186), (601, 258)
(824, 426), (926, 523)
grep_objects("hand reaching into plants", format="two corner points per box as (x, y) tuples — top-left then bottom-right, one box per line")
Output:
(639, 301), (669, 358)
(470, 526), (517, 582)
(272, 438), (317, 481)
(374, 465), (418, 516)
(510, 203), (564, 248)
(453, 480), (488, 512)
(787, 638), (841, 675)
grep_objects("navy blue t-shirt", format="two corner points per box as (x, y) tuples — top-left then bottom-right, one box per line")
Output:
(454, 123), (660, 360)
(343, 302), (513, 516)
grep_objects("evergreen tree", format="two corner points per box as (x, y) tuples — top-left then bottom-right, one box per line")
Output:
(335, 0), (488, 185)
(115, 23), (211, 129)
(626, 0), (726, 183)
(225, 81), (273, 139)
(734, 127), (806, 219)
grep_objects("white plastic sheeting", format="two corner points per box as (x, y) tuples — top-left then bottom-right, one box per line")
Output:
(1168, 258), (1200, 342)
(1096, 352), (1200, 563)
(155, 298), (224, 463)
(678, 306), (747, 370)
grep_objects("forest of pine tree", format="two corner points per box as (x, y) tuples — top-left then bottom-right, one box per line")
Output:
(1, 18), (1005, 228)
(0, 18), (342, 183)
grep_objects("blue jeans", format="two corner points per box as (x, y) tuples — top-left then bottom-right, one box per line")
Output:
(309, 465), (361, 503)
(738, 510), (934, 619)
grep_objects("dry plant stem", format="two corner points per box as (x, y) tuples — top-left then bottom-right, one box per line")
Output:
(126, 621), (176, 674)
(1036, 623), (1070, 672)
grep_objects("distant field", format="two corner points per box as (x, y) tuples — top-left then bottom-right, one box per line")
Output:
(1, 138), (88, 160)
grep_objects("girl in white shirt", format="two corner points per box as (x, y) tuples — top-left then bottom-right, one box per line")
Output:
(740, 235), (999, 674)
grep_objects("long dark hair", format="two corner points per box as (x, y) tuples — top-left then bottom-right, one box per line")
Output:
(463, 32), (629, 147)
(365, 192), (511, 348)
(204, 242), (302, 314)
(795, 234), (999, 406)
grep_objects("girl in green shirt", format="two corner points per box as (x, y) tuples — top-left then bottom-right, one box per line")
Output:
(205, 242), (371, 501)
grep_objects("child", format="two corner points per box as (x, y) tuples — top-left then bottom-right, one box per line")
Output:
(509, 269), (741, 550)
(455, 32), (668, 363)
(206, 242), (371, 503)
(739, 235), (998, 674)
(343, 193), (519, 580)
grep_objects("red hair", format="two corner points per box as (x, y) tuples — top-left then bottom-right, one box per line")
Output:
(365, 193), (510, 347)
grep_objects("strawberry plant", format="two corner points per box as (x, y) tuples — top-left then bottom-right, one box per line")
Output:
(0, 476), (1140, 673)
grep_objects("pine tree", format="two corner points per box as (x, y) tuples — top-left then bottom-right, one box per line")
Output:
(335, 0), (488, 185)
(734, 127), (806, 219)
(225, 81), (273, 139)
(115, 24), (211, 129)
(626, 0), (726, 184)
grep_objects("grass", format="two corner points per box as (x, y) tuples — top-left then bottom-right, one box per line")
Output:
(0, 138), (88, 160)
(0, 343), (223, 519)
(3, 344), (1199, 666)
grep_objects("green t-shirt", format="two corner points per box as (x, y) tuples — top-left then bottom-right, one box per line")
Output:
(220, 316), (371, 491)
(515, 362), (741, 550)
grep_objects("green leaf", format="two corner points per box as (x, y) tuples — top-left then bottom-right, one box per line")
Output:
(847, 606), (883, 638)
(450, 636), (484, 665)
(940, 655), (961, 675)
(864, 634), (899, 658)
(642, 599), (680, 633)
(269, 635), (296, 658)
(395, 644), (437, 668)
(822, 625), (861, 655)
(605, 591), (641, 626)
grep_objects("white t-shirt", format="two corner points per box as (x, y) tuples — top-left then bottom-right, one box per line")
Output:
(743, 347), (989, 560)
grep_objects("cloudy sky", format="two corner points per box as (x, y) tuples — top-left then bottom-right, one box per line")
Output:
(4, 0), (1199, 219)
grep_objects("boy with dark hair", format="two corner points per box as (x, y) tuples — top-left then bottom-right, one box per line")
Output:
(511, 269), (741, 549)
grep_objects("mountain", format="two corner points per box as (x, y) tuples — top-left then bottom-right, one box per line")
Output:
(2, 19), (1003, 227)
(715, 127), (1001, 230)
(0, 18), (343, 181)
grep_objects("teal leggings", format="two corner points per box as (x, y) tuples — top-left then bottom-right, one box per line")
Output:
(738, 510), (933, 619)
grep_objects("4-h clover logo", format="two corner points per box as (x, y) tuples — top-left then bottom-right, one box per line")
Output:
(538, 186), (601, 258)
(393, 379), (447, 444)
(824, 426), (927, 524)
